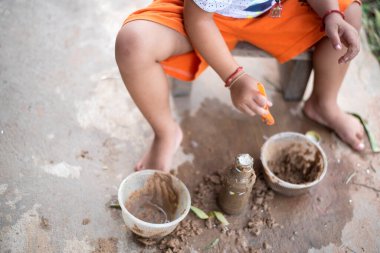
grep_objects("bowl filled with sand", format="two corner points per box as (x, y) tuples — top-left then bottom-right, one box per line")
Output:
(260, 132), (328, 196)
(118, 170), (191, 239)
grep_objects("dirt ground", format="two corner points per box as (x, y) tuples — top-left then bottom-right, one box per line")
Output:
(0, 0), (379, 252)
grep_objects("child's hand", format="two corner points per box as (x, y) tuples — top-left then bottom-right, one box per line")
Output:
(229, 74), (272, 117)
(324, 13), (360, 64)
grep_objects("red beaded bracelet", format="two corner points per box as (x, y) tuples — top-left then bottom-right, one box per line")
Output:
(225, 66), (243, 88)
(228, 71), (246, 89)
(321, 10), (345, 31)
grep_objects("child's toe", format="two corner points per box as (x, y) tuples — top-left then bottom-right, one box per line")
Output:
(355, 142), (365, 151)
(351, 135), (365, 151)
(134, 162), (144, 171)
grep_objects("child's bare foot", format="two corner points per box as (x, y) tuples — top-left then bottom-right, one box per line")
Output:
(135, 124), (183, 172)
(303, 99), (365, 151)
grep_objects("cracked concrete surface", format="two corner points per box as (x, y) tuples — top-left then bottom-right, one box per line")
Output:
(0, 0), (379, 252)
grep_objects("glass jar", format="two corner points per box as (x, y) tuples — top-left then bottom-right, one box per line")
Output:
(218, 154), (256, 215)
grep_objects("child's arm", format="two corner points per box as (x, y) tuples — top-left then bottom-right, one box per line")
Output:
(183, 0), (271, 117)
(183, 0), (238, 81)
(307, 0), (360, 63)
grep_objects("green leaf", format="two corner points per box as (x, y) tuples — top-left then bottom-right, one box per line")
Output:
(109, 199), (121, 209)
(190, 206), (209, 219)
(204, 238), (219, 250)
(350, 113), (380, 153)
(213, 211), (229, 226)
(374, 9), (380, 30)
(305, 130), (321, 144)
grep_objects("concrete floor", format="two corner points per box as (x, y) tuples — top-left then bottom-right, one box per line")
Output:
(0, 0), (379, 252)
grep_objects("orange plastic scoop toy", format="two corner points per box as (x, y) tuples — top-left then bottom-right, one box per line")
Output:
(257, 83), (275, 126)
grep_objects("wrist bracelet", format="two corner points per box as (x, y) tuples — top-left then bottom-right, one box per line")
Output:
(321, 9), (345, 31)
(228, 71), (246, 89)
(225, 66), (243, 88)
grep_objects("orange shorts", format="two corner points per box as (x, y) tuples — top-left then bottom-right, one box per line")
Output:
(124, 0), (356, 81)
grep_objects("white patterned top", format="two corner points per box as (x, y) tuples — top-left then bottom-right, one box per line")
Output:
(192, 0), (277, 18)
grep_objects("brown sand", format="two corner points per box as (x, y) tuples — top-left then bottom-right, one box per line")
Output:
(269, 144), (324, 184)
(125, 173), (179, 224)
(93, 238), (118, 253)
(125, 99), (354, 252)
(135, 170), (277, 252)
(165, 99), (354, 252)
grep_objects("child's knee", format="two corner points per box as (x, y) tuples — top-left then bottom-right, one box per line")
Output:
(115, 25), (151, 65)
(345, 2), (362, 32)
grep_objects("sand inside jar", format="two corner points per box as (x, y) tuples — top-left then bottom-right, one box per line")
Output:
(125, 173), (179, 224)
(268, 143), (324, 184)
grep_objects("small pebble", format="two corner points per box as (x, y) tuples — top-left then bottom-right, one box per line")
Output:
(255, 197), (264, 205)
(263, 242), (272, 249)
(40, 216), (50, 230)
(349, 199), (352, 204)
(293, 231), (298, 236)
(252, 228), (261, 236)
(190, 140), (199, 148)
(82, 218), (90, 225)
(0, 130), (3, 134)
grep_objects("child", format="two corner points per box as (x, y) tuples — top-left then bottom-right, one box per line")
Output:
(115, 0), (364, 172)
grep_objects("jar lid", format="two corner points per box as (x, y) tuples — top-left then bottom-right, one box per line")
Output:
(235, 154), (254, 167)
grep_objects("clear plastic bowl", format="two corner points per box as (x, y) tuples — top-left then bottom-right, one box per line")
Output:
(118, 170), (191, 238)
(260, 132), (328, 196)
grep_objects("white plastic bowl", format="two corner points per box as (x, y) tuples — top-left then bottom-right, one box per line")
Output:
(260, 132), (328, 196)
(118, 170), (191, 238)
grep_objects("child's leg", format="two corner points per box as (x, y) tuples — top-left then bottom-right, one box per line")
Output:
(304, 3), (365, 151)
(115, 20), (192, 171)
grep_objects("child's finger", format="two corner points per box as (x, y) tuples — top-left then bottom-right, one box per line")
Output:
(339, 45), (358, 64)
(253, 93), (267, 108)
(325, 25), (342, 51)
(339, 30), (360, 63)
(345, 43), (359, 62)
(247, 101), (268, 116)
(240, 104), (257, 117)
